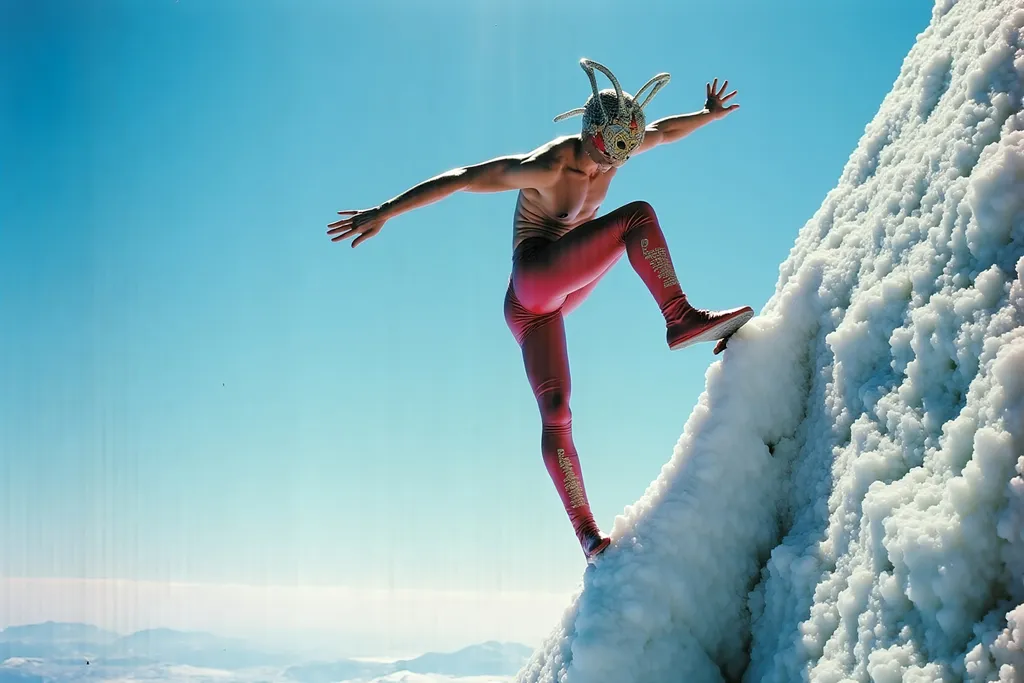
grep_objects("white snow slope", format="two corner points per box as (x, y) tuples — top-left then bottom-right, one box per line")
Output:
(515, 1), (1024, 682)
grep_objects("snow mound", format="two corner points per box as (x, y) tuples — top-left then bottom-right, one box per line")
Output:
(516, 1), (1024, 681)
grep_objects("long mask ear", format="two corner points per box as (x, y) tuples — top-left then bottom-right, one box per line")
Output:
(632, 72), (671, 112)
(579, 58), (625, 121)
(553, 107), (585, 123)
(552, 58), (637, 124)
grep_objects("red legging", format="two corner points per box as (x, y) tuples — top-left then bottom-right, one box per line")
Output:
(503, 200), (686, 546)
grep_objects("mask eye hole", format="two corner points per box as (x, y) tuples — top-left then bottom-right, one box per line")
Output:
(616, 141), (626, 150)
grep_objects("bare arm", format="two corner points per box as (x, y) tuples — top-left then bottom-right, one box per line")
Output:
(635, 110), (718, 152)
(326, 146), (563, 247)
(378, 152), (560, 220)
(634, 78), (740, 155)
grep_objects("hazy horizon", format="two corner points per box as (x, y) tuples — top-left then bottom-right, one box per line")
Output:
(0, 576), (567, 660)
(0, 620), (535, 683)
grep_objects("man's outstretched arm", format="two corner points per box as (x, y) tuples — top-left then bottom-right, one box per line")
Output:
(327, 147), (562, 247)
(379, 152), (560, 216)
(635, 78), (740, 154)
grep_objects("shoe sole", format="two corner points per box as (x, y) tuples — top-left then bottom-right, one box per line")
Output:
(669, 309), (754, 351)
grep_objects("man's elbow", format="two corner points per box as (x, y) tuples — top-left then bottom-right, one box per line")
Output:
(437, 166), (478, 192)
(654, 124), (688, 145)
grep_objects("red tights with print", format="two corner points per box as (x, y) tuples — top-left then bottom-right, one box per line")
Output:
(503, 200), (688, 554)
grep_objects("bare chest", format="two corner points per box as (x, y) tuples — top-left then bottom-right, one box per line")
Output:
(528, 168), (615, 224)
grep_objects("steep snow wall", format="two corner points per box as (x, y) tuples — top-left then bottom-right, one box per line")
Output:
(516, 1), (1024, 681)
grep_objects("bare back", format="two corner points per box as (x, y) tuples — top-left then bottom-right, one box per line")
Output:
(510, 137), (618, 256)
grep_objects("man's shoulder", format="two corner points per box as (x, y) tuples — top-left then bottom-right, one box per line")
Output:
(524, 135), (579, 167)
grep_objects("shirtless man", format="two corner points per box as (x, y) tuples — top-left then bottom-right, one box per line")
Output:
(327, 59), (754, 562)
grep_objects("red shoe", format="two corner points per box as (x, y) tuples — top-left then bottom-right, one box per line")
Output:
(665, 296), (754, 352)
(580, 527), (611, 562)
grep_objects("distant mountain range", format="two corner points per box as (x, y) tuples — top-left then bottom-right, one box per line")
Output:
(0, 622), (533, 682)
(0, 621), (291, 670)
(285, 640), (534, 682)
(0, 623), (119, 646)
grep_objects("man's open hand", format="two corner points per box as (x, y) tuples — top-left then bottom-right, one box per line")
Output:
(705, 78), (739, 119)
(327, 206), (387, 248)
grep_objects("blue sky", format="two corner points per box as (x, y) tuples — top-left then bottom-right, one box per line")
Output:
(1, 0), (933, 639)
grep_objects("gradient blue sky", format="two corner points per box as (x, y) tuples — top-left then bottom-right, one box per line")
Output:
(2, 0), (933, 635)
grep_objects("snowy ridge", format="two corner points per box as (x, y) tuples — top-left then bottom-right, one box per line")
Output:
(515, 1), (1024, 681)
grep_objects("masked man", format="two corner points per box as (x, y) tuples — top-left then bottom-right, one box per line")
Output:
(328, 59), (753, 562)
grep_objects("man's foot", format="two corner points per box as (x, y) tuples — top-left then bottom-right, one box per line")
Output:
(665, 296), (754, 352)
(582, 532), (611, 562)
(576, 521), (611, 562)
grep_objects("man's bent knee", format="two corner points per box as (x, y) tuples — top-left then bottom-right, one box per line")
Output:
(623, 199), (657, 222)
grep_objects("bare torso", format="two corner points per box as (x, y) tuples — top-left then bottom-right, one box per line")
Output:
(511, 136), (618, 256)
